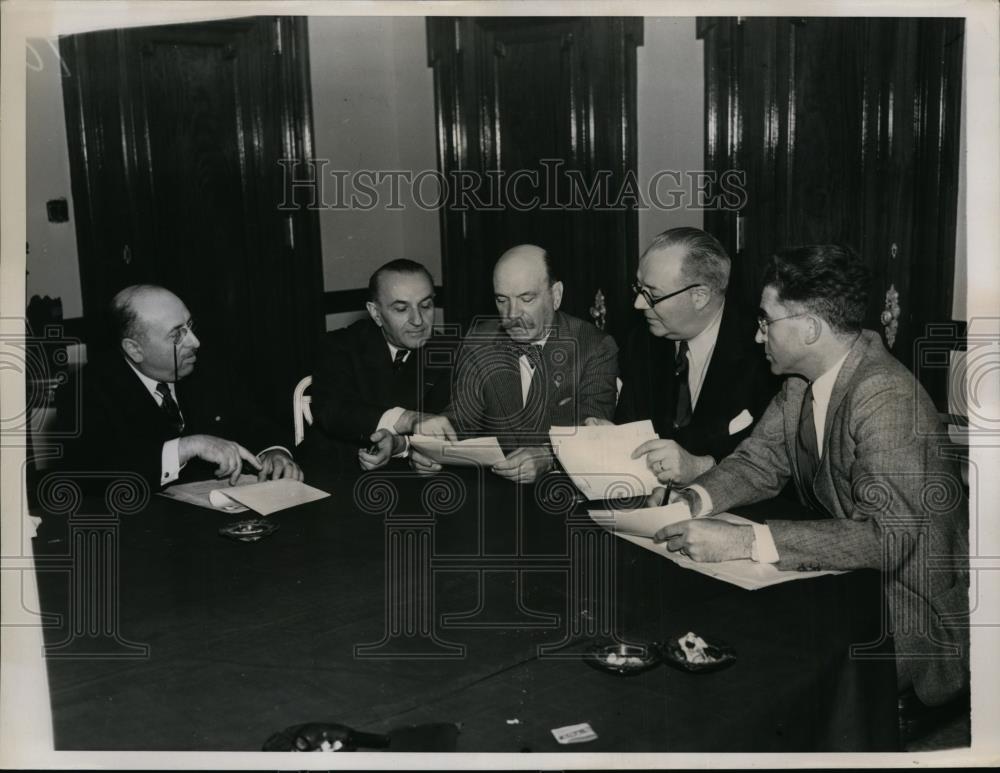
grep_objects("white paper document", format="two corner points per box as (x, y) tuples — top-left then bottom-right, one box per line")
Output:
(549, 420), (661, 500)
(409, 435), (506, 467)
(159, 477), (329, 516)
(589, 505), (845, 590)
(588, 500), (691, 538)
(158, 475), (257, 512)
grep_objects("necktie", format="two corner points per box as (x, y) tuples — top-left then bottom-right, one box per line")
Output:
(510, 341), (543, 371)
(673, 340), (692, 428)
(392, 348), (409, 372)
(156, 382), (185, 434)
(795, 384), (825, 514)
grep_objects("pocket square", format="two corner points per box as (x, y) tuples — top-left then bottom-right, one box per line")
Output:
(728, 408), (753, 435)
(557, 396), (573, 407)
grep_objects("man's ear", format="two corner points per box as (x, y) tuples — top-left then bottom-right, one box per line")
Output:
(551, 280), (564, 311)
(365, 301), (381, 327)
(802, 316), (822, 346)
(691, 286), (711, 311)
(121, 337), (143, 364)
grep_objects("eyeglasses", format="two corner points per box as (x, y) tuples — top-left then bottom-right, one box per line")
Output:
(756, 312), (806, 334)
(168, 320), (196, 346)
(631, 281), (703, 307)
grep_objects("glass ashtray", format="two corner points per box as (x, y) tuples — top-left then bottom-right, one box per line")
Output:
(583, 639), (662, 676)
(219, 518), (278, 542)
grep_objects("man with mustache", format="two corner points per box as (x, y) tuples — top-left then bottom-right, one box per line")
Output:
(611, 227), (777, 486)
(308, 259), (453, 471)
(417, 244), (619, 483)
(56, 284), (301, 489)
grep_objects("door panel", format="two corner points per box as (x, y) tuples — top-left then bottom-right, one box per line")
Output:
(61, 17), (323, 423)
(428, 17), (643, 341)
(701, 17), (962, 404)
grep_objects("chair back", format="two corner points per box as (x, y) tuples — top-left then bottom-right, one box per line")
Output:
(293, 375), (313, 446)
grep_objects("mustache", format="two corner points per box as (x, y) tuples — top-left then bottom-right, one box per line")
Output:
(500, 319), (526, 330)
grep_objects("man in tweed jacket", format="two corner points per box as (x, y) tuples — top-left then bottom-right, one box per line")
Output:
(650, 245), (968, 707)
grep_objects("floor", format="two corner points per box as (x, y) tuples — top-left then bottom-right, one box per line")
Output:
(904, 710), (971, 752)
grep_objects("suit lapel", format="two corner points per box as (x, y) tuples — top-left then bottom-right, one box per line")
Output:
(691, 303), (739, 422)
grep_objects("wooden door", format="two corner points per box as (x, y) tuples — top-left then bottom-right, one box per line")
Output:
(60, 17), (323, 422)
(700, 17), (963, 404)
(428, 17), (643, 341)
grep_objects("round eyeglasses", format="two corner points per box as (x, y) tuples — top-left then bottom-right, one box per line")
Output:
(631, 281), (703, 307)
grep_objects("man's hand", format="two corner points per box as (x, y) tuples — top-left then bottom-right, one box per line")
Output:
(644, 485), (702, 515)
(258, 449), (304, 481)
(631, 438), (714, 486)
(393, 409), (420, 435)
(358, 429), (403, 471)
(583, 417), (614, 427)
(413, 414), (458, 441)
(491, 446), (553, 484)
(179, 434), (262, 486)
(409, 447), (442, 475)
(653, 519), (753, 562)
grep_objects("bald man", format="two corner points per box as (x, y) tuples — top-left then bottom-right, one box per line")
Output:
(56, 284), (301, 491)
(417, 245), (618, 483)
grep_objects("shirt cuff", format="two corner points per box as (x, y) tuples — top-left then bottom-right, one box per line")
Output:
(394, 435), (411, 459)
(161, 438), (182, 486)
(377, 406), (407, 434)
(685, 484), (714, 517)
(750, 523), (780, 563)
(257, 445), (292, 459)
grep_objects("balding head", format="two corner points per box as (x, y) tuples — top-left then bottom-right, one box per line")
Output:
(112, 284), (200, 382)
(492, 244), (563, 342)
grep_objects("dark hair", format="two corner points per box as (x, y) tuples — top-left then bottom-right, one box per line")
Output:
(642, 226), (730, 293)
(368, 259), (434, 302)
(540, 249), (559, 285)
(763, 244), (870, 334)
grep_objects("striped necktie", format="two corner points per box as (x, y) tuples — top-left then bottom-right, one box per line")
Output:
(156, 382), (185, 434)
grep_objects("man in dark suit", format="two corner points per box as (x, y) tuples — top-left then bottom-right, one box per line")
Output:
(417, 244), (618, 483)
(57, 284), (301, 490)
(614, 227), (777, 486)
(308, 259), (453, 470)
(650, 245), (968, 708)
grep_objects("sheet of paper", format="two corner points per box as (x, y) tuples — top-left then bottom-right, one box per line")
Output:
(157, 475), (257, 512)
(549, 420), (661, 500)
(409, 435), (506, 467)
(588, 500), (691, 538)
(212, 479), (330, 516)
(592, 509), (845, 590)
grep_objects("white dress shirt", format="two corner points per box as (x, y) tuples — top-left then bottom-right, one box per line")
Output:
(681, 304), (725, 409)
(688, 350), (851, 564)
(517, 335), (550, 406)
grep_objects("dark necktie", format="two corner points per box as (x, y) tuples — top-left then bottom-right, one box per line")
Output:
(156, 382), (185, 434)
(392, 348), (409, 372)
(674, 340), (692, 428)
(796, 384), (825, 514)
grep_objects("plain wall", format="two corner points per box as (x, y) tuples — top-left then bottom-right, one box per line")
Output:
(637, 17), (705, 249)
(25, 38), (82, 320)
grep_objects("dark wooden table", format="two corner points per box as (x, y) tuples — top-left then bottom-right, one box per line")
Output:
(32, 461), (899, 752)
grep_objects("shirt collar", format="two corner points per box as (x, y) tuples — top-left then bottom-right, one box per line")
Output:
(124, 356), (173, 400)
(810, 349), (851, 407)
(683, 303), (725, 360)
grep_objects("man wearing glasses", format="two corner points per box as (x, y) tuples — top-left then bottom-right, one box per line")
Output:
(57, 284), (301, 489)
(613, 227), (777, 486)
(649, 244), (967, 710)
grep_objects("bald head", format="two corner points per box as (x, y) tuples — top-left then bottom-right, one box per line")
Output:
(112, 284), (200, 382)
(492, 244), (563, 342)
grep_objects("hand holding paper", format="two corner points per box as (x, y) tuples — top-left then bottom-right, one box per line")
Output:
(550, 420), (661, 500)
(408, 435), (506, 467)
